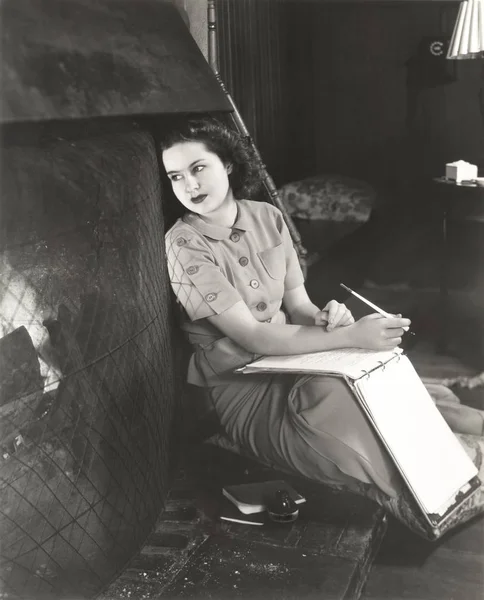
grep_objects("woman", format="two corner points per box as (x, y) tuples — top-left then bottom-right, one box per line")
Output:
(162, 116), (484, 540)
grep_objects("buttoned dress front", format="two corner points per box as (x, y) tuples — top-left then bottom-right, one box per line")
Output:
(165, 200), (402, 498)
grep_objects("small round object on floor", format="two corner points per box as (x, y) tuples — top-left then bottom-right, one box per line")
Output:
(266, 489), (299, 523)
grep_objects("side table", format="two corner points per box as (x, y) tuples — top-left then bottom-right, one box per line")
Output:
(432, 177), (484, 353)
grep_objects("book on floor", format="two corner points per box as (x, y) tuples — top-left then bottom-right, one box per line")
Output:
(237, 348), (480, 531)
(219, 500), (267, 526)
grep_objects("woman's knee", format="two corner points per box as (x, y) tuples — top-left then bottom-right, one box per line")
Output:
(424, 382), (461, 405)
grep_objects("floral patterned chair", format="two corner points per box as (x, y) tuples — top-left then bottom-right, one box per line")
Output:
(278, 174), (376, 264)
(279, 174), (376, 223)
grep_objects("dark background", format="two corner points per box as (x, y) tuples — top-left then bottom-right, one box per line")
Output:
(218, 0), (484, 192)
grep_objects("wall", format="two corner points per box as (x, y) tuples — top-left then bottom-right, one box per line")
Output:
(217, 1), (484, 192)
(310, 3), (484, 189)
(172, 0), (208, 59)
(185, 0), (208, 59)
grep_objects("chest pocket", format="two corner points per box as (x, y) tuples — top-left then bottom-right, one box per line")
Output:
(258, 243), (286, 280)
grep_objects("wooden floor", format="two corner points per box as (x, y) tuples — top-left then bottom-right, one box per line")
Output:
(361, 512), (484, 600)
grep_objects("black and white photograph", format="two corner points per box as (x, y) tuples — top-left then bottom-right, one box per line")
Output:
(1, 1), (483, 599)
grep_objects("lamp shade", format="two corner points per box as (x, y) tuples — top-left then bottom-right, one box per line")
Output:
(447, 0), (484, 59)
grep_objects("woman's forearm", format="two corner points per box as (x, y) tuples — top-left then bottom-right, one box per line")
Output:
(245, 321), (352, 355)
(208, 301), (355, 356)
(286, 299), (320, 326)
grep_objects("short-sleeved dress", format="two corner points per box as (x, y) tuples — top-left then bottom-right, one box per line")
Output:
(165, 199), (403, 498)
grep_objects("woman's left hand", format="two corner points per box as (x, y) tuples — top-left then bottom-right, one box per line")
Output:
(314, 300), (355, 332)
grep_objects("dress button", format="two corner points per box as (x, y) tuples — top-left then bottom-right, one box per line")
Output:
(205, 292), (217, 303)
(239, 256), (249, 267)
(250, 279), (260, 289)
(257, 301), (267, 312)
(230, 232), (240, 243)
(176, 237), (186, 246)
(186, 265), (199, 275)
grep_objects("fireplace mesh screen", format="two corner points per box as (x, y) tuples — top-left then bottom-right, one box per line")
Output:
(0, 131), (178, 599)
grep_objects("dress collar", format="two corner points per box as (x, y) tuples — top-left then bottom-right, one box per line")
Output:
(182, 201), (251, 240)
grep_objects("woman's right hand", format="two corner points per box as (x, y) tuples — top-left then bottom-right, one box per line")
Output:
(346, 313), (411, 351)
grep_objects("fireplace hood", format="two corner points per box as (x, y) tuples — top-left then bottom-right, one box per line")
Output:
(0, 0), (232, 123)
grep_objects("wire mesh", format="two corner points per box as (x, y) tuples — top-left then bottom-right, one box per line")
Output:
(0, 130), (178, 599)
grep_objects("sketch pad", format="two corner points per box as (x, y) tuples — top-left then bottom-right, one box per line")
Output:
(238, 349), (479, 528)
(354, 356), (479, 527)
(237, 347), (404, 378)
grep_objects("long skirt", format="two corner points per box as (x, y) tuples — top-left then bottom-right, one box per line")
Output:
(207, 373), (484, 540)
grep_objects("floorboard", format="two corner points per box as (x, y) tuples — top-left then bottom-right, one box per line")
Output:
(361, 515), (484, 600)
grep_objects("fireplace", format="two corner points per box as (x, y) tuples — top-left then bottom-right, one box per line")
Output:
(0, 1), (231, 598)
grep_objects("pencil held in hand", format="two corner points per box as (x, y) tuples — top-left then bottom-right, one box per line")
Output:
(340, 283), (414, 335)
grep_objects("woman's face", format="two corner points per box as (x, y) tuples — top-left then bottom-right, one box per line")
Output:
(162, 141), (233, 218)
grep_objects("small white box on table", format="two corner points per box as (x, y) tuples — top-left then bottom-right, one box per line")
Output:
(445, 160), (478, 183)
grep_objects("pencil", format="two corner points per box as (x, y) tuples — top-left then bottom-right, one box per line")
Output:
(340, 283), (414, 335)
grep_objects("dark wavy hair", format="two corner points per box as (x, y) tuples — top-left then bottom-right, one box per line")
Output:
(159, 116), (262, 199)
